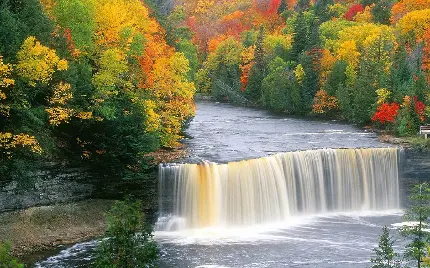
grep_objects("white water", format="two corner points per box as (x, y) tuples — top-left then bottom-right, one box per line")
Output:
(33, 101), (407, 268)
(157, 148), (400, 231)
(34, 210), (407, 268)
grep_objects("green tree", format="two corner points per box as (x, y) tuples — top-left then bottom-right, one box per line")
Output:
(352, 70), (378, 123)
(176, 39), (198, 81)
(0, 241), (23, 268)
(207, 38), (243, 100)
(0, 0), (53, 60)
(326, 60), (347, 96)
(278, 0), (288, 15)
(360, 0), (375, 7)
(165, 6), (193, 45)
(295, 0), (310, 12)
(370, 226), (401, 268)
(245, 26), (266, 103)
(52, 0), (96, 53)
(261, 57), (293, 112)
(291, 13), (308, 60)
(298, 51), (320, 113)
(372, 0), (394, 25)
(314, 0), (334, 23)
(401, 183), (430, 268)
(94, 199), (159, 268)
(389, 49), (412, 100)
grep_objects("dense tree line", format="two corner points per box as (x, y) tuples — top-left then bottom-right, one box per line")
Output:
(183, 0), (430, 137)
(0, 0), (197, 181)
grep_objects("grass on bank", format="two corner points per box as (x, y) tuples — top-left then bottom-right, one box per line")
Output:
(404, 136), (430, 151)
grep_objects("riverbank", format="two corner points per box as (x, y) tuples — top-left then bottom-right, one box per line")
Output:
(377, 132), (430, 151)
(0, 144), (188, 264)
(20, 99), (430, 267)
(0, 199), (113, 263)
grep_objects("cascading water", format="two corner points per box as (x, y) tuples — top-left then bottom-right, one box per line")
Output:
(156, 148), (400, 231)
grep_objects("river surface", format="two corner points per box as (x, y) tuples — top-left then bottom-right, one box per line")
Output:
(34, 100), (408, 268)
(183, 100), (388, 163)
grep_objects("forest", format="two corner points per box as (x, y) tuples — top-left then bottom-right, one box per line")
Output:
(1, 0), (430, 180)
(1, 0), (430, 267)
(0, 0), (196, 181)
(189, 0), (430, 131)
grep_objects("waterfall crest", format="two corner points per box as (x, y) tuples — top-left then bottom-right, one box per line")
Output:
(157, 148), (400, 231)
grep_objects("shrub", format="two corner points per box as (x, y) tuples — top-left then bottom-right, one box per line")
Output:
(0, 241), (23, 268)
(94, 200), (159, 268)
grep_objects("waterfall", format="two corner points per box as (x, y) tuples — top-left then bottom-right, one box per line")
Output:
(157, 148), (400, 231)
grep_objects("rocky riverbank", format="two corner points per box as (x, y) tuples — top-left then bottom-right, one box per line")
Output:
(0, 199), (114, 263)
(0, 145), (189, 264)
(378, 132), (430, 151)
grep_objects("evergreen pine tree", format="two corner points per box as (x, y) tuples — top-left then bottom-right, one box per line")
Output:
(245, 26), (266, 103)
(370, 226), (401, 268)
(372, 0), (394, 25)
(401, 183), (430, 268)
(298, 51), (319, 113)
(295, 0), (310, 12)
(278, 0), (288, 14)
(314, 0), (334, 23)
(291, 13), (308, 60)
(326, 60), (347, 96)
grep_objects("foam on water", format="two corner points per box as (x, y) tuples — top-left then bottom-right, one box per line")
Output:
(155, 210), (404, 245)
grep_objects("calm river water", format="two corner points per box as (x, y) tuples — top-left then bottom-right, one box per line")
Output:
(34, 100), (409, 268)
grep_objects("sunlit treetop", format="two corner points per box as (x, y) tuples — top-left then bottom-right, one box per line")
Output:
(390, 0), (430, 24)
(16, 36), (68, 87)
(396, 8), (430, 44)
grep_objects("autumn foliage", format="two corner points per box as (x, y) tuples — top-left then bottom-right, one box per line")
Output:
(422, 28), (430, 83)
(390, 0), (430, 23)
(239, 46), (255, 90)
(184, 0), (284, 53)
(3, 0), (430, 180)
(0, 0), (196, 180)
(414, 97), (426, 122)
(186, 0), (430, 137)
(344, 4), (364, 21)
(372, 103), (400, 124)
(254, 0), (282, 14)
(312, 90), (339, 114)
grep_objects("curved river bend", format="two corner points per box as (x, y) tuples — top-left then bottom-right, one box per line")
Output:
(35, 100), (406, 268)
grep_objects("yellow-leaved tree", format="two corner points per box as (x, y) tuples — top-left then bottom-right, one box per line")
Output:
(16, 36), (68, 87)
(396, 9), (430, 44)
(0, 58), (43, 158)
(149, 52), (196, 147)
(0, 56), (14, 117)
(0, 37), (71, 158)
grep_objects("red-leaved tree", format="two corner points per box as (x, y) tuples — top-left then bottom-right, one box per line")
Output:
(345, 4), (364, 21)
(414, 96), (426, 122)
(372, 102), (401, 124)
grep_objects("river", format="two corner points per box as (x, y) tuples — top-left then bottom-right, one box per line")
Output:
(34, 100), (410, 268)
(182, 100), (387, 163)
